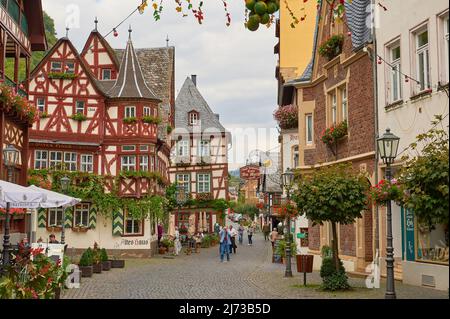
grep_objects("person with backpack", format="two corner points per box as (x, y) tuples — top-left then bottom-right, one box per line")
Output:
(219, 227), (231, 262)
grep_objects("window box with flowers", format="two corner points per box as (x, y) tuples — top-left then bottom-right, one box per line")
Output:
(273, 105), (298, 130)
(321, 121), (348, 145)
(39, 112), (49, 119)
(70, 113), (87, 121)
(72, 224), (89, 233)
(142, 115), (162, 125)
(196, 192), (213, 202)
(319, 35), (344, 61)
(47, 72), (78, 80)
(0, 84), (38, 124)
(369, 178), (403, 206)
(123, 117), (138, 124)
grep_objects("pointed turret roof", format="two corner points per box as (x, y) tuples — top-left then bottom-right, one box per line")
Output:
(107, 32), (158, 100)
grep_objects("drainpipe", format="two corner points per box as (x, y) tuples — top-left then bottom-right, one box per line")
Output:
(371, 0), (380, 260)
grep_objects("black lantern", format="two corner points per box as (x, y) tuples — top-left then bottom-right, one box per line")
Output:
(60, 176), (71, 193)
(377, 128), (400, 165)
(281, 167), (294, 190)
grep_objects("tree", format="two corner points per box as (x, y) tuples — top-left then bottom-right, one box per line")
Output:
(293, 163), (369, 272)
(398, 118), (449, 227)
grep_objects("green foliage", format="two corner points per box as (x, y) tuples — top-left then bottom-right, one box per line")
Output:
(201, 235), (212, 248)
(142, 115), (162, 124)
(321, 120), (348, 145)
(79, 248), (93, 267)
(275, 239), (297, 258)
(70, 113), (87, 121)
(47, 72), (78, 80)
(167, 125), (173, 134)
(321, 271), (350, 291)
(293, 163), (369, 226)
(318, 34), (344, 60)
(233, 203), (259, 219)
(398, 120), (449, 226)
(160, 237), (174, 248)
(123, 117), (138, 124)
(100, 248), (109, 262)
(320, 257), (345, 278)
(321, 245), (333, 258)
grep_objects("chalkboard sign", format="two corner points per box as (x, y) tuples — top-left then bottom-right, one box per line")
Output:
(273, 239), (282, 263)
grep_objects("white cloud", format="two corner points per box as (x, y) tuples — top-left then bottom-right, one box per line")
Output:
(42, 0), (280, 164)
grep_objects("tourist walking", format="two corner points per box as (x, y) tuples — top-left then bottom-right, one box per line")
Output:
(247, 225), (254, 246)
(270, 227), (278, 249)
(214, 222), (220, 235)
(228, 225), (238, 254)
(219, 227), (231, 262)
(238, 224), (244, 244)
(174, 227), (182, 256)
(262, 224), (270, 241)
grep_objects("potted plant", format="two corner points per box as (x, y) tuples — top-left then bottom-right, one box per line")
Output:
(72, 223), (89, 233)
(78, 248), (94, 277)
(318, 34), (344, 60)
(160, 237), (173, 254)
(92, 242), (102, 274)
(110, 255), (125, 268)
(100, 248), (111, 271)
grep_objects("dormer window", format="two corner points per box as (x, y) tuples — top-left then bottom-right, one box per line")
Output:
(102, 69), (112, 80)
(51, 62), (62, 72)
(189, 111), (199, 125)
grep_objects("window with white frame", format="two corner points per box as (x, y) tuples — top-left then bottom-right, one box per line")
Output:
(177, 140), (189, 157)
(121, 155), (136, 172)
(416, 28), (431, 91)
(102, 69), (111, 80)
(122, 145), (136, 152)
(441, 15), (449, 83)
(306, 114), (313, 145)
(124, 213), (142, 235)
(331, 92), (337, 124)
(48, 208), (64, 227)
(74, 203), (90, 227)
(143, 106), (151, 117)
(80, 154), (94, 173)
(49, 151), (62, 169)
(292, 145), (299, 168)
(390, 45), (402, 102)
(64, 152), (77, 171)
(37, 98), (46, 113)
(65, 62), (75, 74)
(125, 106), (136, 118)
(150, 156), (155, 171)
(75, 101), (85, 114)
(198, 140), (210, 157)
(197, 174), (211, 193)
(51, 61), (62, 72)
(34, 150), (48, 169)
(176, 174), (190, 193)
(340, 86), (348, 121)
(189, 112), (198, 125)
(139, 155), (149, 171)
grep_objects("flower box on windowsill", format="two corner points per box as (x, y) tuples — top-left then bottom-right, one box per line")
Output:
(385, 100), (404, 111)
(410, 88), (433, 102)
(72, 226), (89, 233)
(46, 226), (62, 232)
(47, 72), (78, 80)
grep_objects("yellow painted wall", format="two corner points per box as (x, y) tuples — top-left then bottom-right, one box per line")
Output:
(279, 0), (317, 79)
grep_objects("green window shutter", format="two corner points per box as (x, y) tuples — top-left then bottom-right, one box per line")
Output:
(112, 210), (124, 236)
(38, 208), (47, 228)
(89, 206), (97, 229)
(64, 207), (73, 228)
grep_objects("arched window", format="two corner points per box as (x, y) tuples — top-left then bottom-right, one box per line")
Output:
(292, 145), (299, 168)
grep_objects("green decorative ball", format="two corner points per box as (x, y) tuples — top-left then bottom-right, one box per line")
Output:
(245, 0), (256, 11)
(261, 13), (270, 24)
(247, 15), (261, 31)
(254, 1), (268, 15)
(267, 1), (278, 14)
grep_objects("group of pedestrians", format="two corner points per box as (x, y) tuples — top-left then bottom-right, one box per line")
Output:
(218, 223), (255, 262)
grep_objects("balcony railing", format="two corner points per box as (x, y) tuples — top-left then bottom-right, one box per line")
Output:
(1, 0), (28, 36)
(2, 76), (27, 97)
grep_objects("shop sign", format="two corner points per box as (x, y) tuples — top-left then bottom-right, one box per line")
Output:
(405, 209), (415, 261)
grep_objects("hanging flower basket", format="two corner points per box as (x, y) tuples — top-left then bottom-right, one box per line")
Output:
(319, 35), (344, 61)
(369, 179), (403, 206)
(278, 202), (298, 219)
(273, 105), (298, 130)
(0, 84), (38, 124)
(321, 121), (348, 145)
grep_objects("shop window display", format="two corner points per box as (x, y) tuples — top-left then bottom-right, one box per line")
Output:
(417, 223), (449, 264)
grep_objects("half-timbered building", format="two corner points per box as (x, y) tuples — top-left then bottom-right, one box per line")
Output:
(27, 27), (174, 258)
(1, 0), (46, 244)
(168, 76), (230, 236)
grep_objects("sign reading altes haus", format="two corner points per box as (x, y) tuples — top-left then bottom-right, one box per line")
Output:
(240, 165), (261, 180)
(0, 6), (31, 52)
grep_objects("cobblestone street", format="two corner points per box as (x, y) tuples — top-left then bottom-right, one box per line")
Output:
(62, 232), (448, 299)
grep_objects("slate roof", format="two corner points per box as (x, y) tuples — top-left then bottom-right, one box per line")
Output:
(175, 76), (226, 133)
(107, 36), (158, 100)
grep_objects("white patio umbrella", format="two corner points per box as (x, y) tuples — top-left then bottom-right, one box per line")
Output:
(27, 185), (81, 208)
(0, 180), (47, 208)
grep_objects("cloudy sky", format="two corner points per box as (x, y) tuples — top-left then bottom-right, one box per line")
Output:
(42, 0), (280, 169)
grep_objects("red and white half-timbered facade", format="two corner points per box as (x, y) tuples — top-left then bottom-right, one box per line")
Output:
(28, 28), (174, 258)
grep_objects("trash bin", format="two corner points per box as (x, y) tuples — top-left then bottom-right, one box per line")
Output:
(296, 254), (314, 273)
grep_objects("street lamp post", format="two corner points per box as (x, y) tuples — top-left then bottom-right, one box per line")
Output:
(60, 176), (71, 245)
(282, 168), (294, 278)
(377, 128), (400, 300)
(2, 145), (19, 267)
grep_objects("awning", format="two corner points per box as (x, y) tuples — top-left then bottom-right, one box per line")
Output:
(0, 180), (47, 208)
(27, 185), (81, 208)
